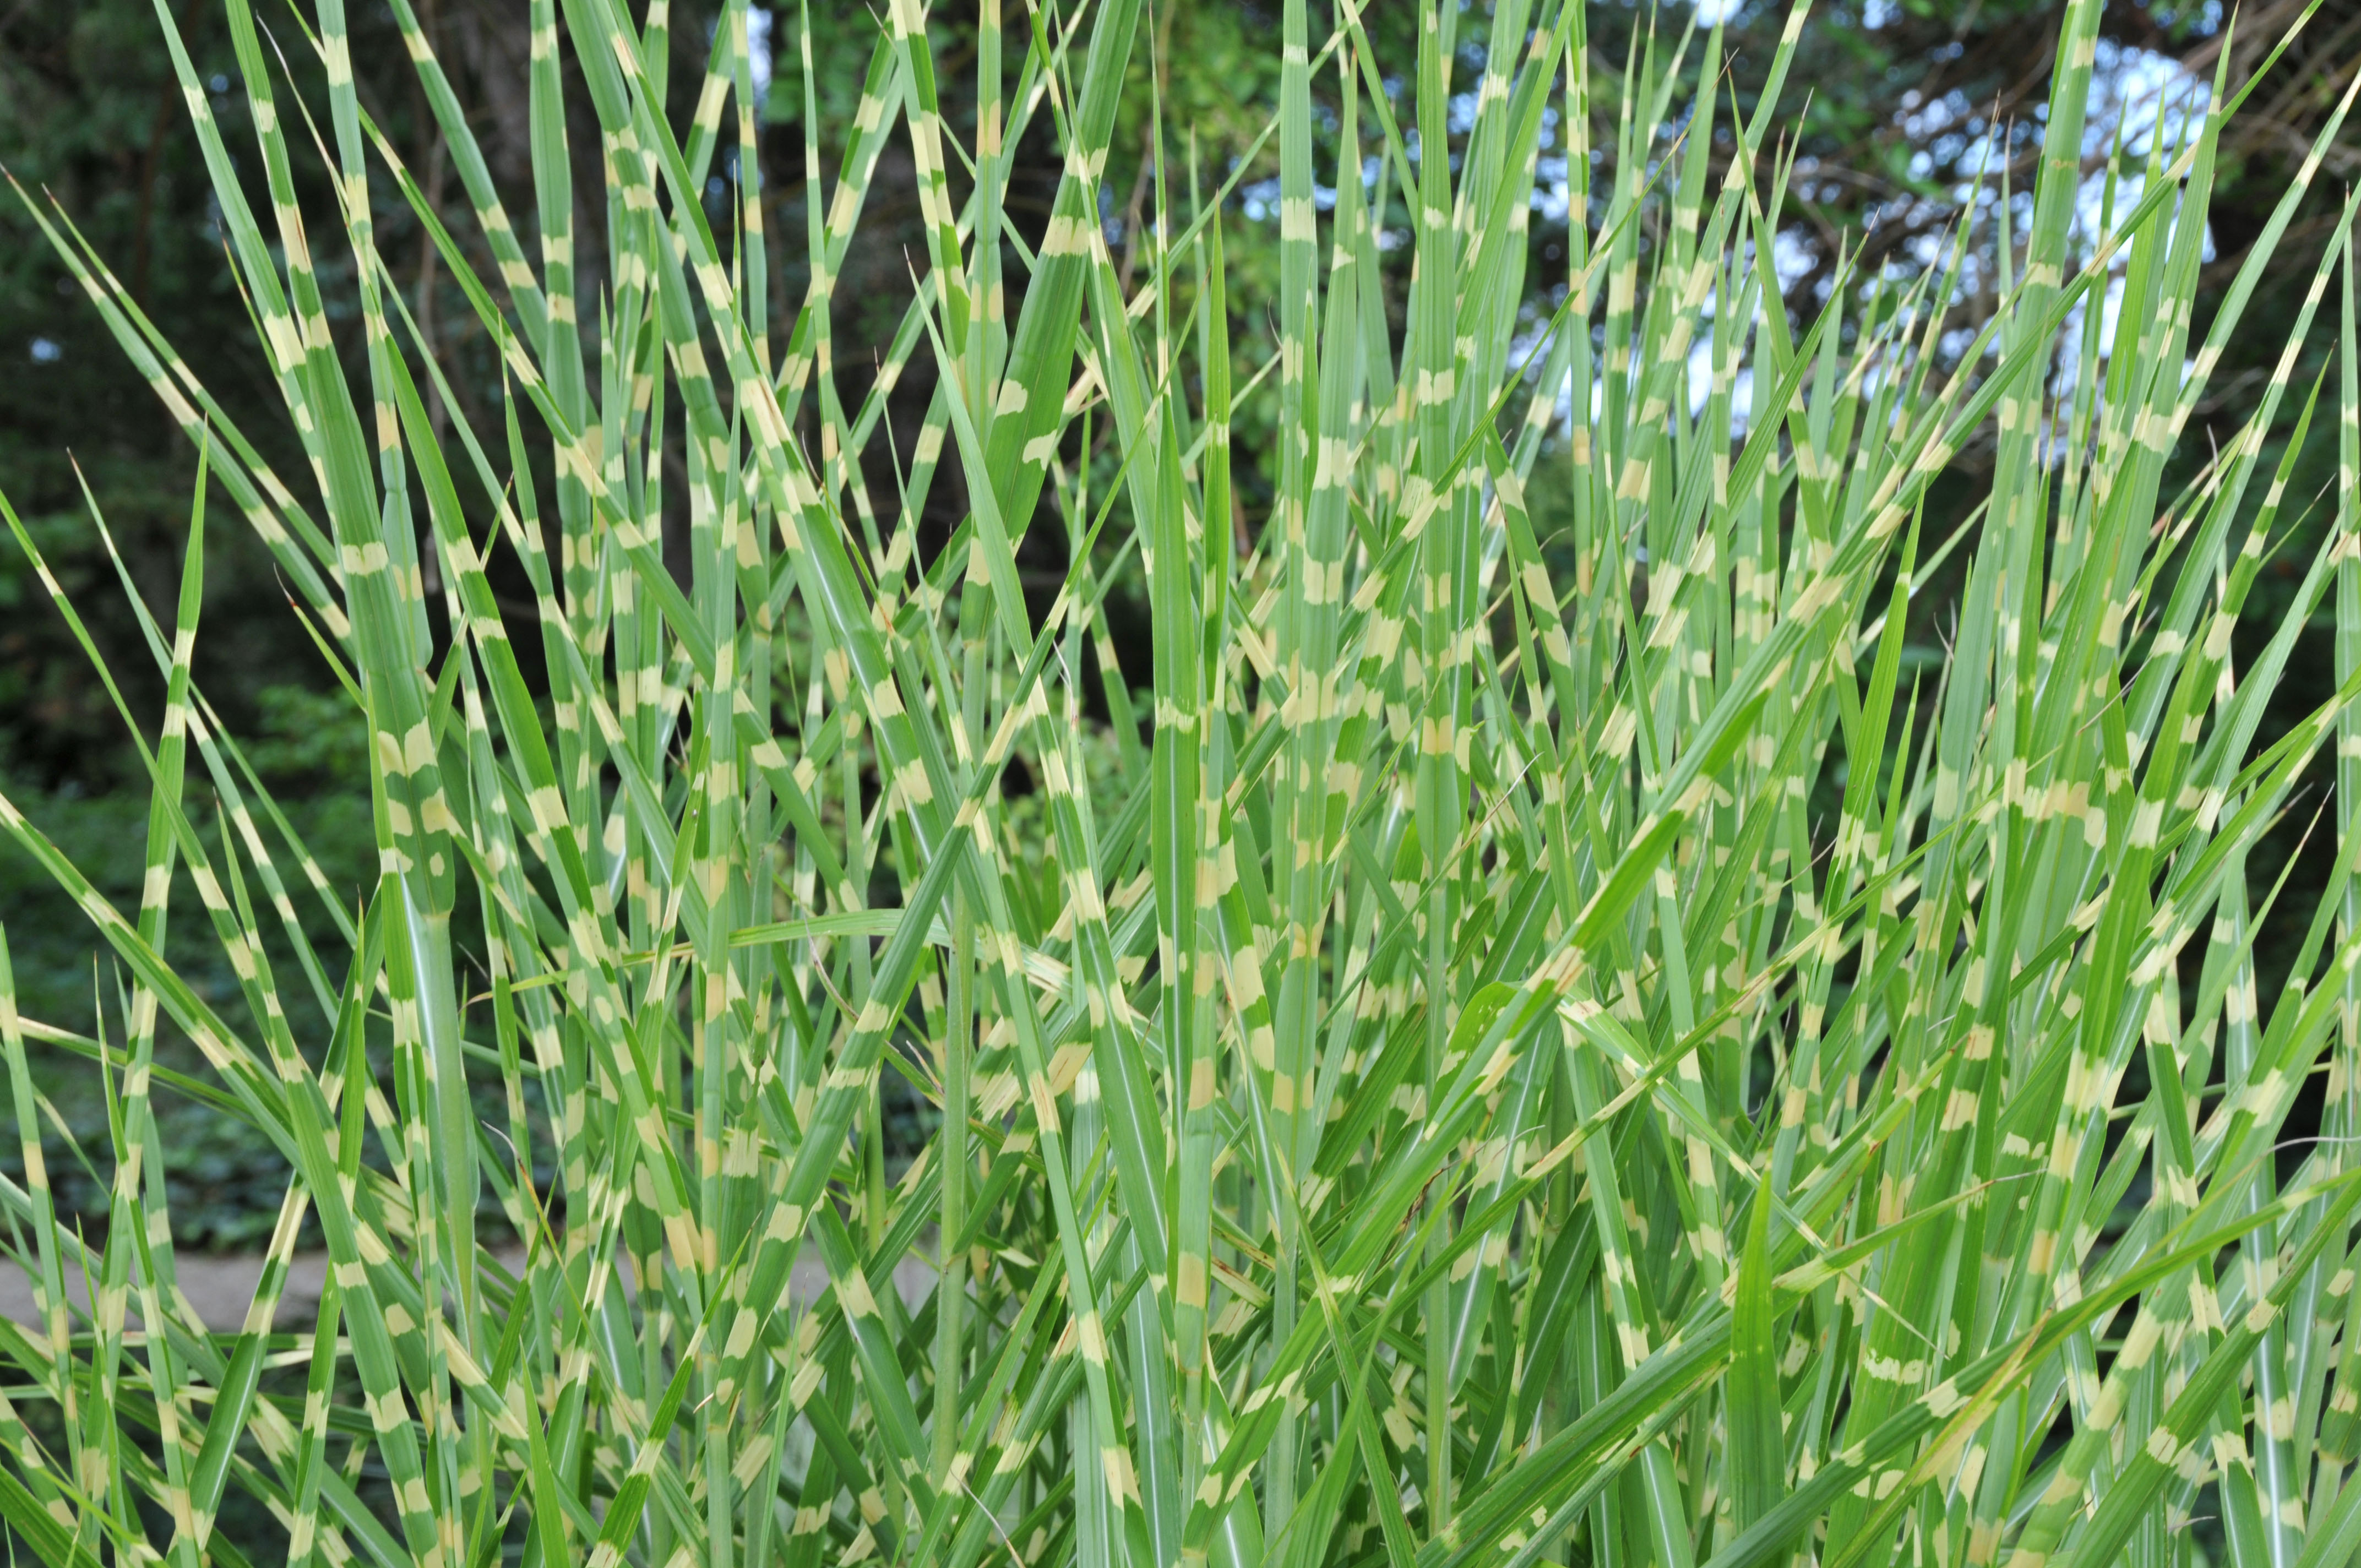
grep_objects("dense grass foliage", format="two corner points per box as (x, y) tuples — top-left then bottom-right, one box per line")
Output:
(5, 1), (2361, 1566)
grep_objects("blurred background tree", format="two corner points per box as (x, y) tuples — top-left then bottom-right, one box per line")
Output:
(1, 0), (2355, 1246)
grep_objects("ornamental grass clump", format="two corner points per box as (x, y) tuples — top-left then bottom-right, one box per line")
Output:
(6, 0), (2361, 1565)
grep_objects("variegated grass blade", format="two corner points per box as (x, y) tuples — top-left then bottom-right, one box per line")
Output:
(2, 3), (2360, 1567)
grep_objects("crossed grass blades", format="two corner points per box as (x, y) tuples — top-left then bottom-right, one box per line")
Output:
(4, 0), (2361, 1564)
